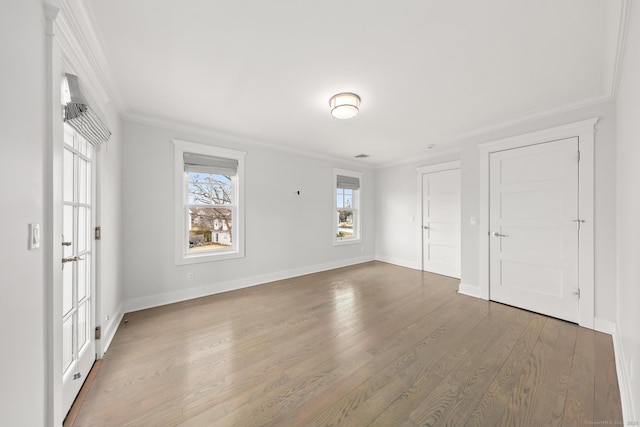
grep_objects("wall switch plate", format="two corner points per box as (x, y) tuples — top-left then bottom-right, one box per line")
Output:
(187, 272), (194, 281)
(470, 217), (478, 226)
(28, 224), (40, 250)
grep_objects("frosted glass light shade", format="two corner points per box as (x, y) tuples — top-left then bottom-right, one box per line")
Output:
(329, 92), (360, 119)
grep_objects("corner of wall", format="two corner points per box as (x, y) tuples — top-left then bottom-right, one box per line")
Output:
(124, 255), (375, 313)
(611, 323), (636, 424)
(458, 282), (482, 299)
(374, 254), (420, 270)
(100, 301), (125, 355)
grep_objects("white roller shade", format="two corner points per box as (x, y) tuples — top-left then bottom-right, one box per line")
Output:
(337, 174), (360, 190)
(184, 152), (238, 176)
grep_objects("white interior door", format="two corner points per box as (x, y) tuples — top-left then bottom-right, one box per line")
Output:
(62, 123), (96, 413)
(489, 137), (579, 322)
(422, 168), (461, 278)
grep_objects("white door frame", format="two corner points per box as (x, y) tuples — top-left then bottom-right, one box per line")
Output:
(417, 161), (461, 272)
(45, 5), (105, 425)
(45, 6), (63, 426)
(478, 118), (598, 329)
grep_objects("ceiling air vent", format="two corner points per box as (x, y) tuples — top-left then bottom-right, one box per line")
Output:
(355, 154), (370, 158)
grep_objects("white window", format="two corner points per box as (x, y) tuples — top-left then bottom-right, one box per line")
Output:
(333, 169), (362, 245)
(174, 140), (245, 264)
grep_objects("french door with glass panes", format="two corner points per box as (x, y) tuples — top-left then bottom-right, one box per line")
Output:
(62, 122), (95, 413)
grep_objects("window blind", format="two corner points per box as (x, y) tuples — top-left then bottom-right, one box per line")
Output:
(183, 152), (238, 176)
(337, 174), (360, 190)
(63, 73), (112, 146)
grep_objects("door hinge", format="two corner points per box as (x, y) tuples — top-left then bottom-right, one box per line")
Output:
(95, 326), (101, 340)
(574, 289), (581, 298)
(95, 226), (101, 240)
(577, 150), (581, 162)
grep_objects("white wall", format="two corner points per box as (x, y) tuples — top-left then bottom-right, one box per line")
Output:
(615, 2), (640, 421)
(0, 1), (47, 425)
(374, 153), (460, 269)
(121, 119), (375, 310)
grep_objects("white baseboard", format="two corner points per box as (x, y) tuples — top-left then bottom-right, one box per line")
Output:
(374, 254), (419, 270)
(100, 302), (124, 355)
(593, 317), (616, 335)
(611, 323), (636, 425)
(458, 282), (483, 299)
(124, 255), (375, 313)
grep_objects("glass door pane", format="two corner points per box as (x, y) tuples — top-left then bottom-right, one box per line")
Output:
(61, 123), (95, 414)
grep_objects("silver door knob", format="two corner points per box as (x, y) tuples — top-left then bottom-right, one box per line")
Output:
(423, 226), (429, 229)
(62, 256), (84, 263)
(491, 231), (506, 237)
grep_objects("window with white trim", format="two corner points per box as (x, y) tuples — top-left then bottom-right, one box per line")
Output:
(174, 140), (245, 264)
(333, 169), (362, 245)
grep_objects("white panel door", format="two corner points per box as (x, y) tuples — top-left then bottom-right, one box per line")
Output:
(422, 168), (460, 278)
(489, 137), (579, 322)
(62, 123), (96, 413)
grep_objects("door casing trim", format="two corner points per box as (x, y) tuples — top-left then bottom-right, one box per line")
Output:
(478, 118), (598, 328)
(416, 161), (461, 273)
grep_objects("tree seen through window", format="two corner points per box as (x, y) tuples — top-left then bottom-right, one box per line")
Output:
(187, 172), (233, 251)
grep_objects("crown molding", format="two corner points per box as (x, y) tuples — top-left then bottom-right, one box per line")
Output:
(609, 0), (632, 97)
(56, 0), (126, 114)
(376, 147), (461, 170)
(44, 2), (59, 21)
(477, 117), (599, 152)
(123, 113), (376, 171)
(458, 94), (613, 141)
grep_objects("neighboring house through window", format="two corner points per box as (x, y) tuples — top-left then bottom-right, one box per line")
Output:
(174, 140), (245, 264)
(334, 169), (362, 245)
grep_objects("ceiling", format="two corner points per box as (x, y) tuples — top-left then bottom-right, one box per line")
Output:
(81, 0), (622, 166)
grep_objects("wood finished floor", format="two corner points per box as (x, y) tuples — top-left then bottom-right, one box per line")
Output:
(73, 261), (622, 426)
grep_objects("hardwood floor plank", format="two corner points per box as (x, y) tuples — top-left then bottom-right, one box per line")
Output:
(541, 320), (578, 394)
(496, 317), (571, 427)
(593, 330), (623, 424)
(301, 297), (490, 427)
(68, 262), (622, 427)
(186, 289), (468, 425)
(461, 314), (547, 427)
(180, 273), (458, 424)
(406, 303), (534, 426)
(562, 327), (596, 427)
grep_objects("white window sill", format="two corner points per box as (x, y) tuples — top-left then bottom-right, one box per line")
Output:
(333, 238), (362, 246)
(175, 249), (244, 265)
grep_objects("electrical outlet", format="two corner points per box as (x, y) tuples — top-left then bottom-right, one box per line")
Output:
(187, 272), (194, 281)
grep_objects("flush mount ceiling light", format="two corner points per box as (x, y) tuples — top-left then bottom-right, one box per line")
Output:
(329, 92), (360, 119)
